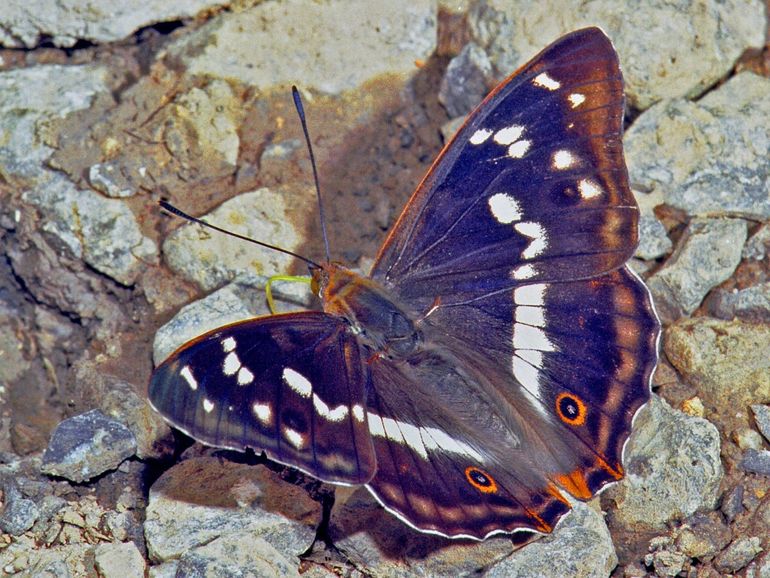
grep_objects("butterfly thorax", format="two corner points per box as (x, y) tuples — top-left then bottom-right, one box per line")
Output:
(312, 263), (421, 357)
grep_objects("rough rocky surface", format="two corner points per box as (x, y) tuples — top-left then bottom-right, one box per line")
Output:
(0, 1), (768, 577)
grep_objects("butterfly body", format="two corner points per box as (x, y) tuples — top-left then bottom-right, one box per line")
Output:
(150, 27), (659, 540)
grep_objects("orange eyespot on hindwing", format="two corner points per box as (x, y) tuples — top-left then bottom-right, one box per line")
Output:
(555, 392), (587, 426)
(465, 466), (498, 494)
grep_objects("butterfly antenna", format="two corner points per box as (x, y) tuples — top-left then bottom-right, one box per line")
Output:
(292, 86), (332, 263)
(158, 200), (321, 269)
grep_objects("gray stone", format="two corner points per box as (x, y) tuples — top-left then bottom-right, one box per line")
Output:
(0, 479), (39, 535)
(148, 561), (179, 578)
(0, 0), (224, 48)
(23, 173), (158, 286)
(166, 0), (437, 94)
(735, 428), (765, 451)
(647, 549), (688, 577)
(0, 64), (108, 180)
(88, 162), (135, 198)
(144, 456), (319, 565)
(94, 541), (146, 578)
(674, 513), (731, 559)
(605, 395), (723, 531)
(664, 318), (770, 411)
(162, 188), (313, 292)
(151, 279), (276, 365)
(635, 209), (672, 261)
(709, 283), (770, 322)
(626, 73), (770, 219)
(41, 410), (137, 483)
(720, 485), (745, 523)
(484, 502), (617, 578)
(466, 0), (765, 110)
(741, 450), (770, 476)
(439, 42), (493, 118)
(176, 534), (300, 578)
(744, 224), (770, 261)
(646, 218), (747, 322)
(752, 405), (770, 444)
(715, 537), (764, 573)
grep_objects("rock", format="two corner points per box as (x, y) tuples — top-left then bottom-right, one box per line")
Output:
(0, 64), (109, 180)
(664, 318), (770, 411)
(175, 534), (300, 578)
(484, 502), (618, 578)
(646, 218), (747, 322)
(162, 188), (313, 292)
(735, 428), (765, 451)
(0, 0), (224, 48)
(94, 541), (146, 578)
(645, 549), (688, 577)
(708, 283), (770, 322)
(100, 380), (173, 461)
(605, 395), (723, 532)
(0, 479), (39, 535)
(144, 456), (320, 567)
(635, 209), (672, 261)
(41, 410), (137, 483)
(674, 512), (731, 559)
(720, 485), (745, 523)
(23, 173), (159, 286)
(741, 450), (770, 476)
(151, 279), (277, 365)
(166, 0), (437, 94)
(466, 0), (764, 109)
(439, 42), (494, 118)
(752, 405), (770, 443)
(626, 72), (770, 219)
(330, 485), (514, 576)
(715, 537), (763, 573)
(743, 223), (770, 261)
(88, 162), (135, 198)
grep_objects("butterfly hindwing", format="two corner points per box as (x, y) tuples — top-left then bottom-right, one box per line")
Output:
(149, 312), (376, 485)
(372, 28), (635, 306)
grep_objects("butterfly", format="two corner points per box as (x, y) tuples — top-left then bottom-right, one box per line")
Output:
(149, 27), (659, 540)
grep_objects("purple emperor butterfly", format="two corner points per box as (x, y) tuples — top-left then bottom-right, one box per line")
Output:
(150, 27), (659, 540)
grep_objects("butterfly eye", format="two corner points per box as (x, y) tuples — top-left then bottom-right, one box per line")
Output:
(555, 393), (587, 426)
(464, 466), (499, 494)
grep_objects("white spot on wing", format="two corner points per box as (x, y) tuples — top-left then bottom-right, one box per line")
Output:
(282, 367), (312, 398)
(512, 264), (537, 280)
(552, 150), (576, 170)
(514, 323), (556, 352)
(352, 404), (365, 422)
(202, 398), (215, 413)
(517, 348), (544, 369)
(578, 178), (603, 199)
(514, 222), (548, 259)
(514, 284), (547, 306)
(237, 366), (254, 385)
(180, 365), (198, 391)
(568, 93), (586, 108)
(367, 413), (485, 462)
(284, 427), (305, 449)
(313, 394), (349, 422)
(516, 305), (546, 327)
(221, 337), (236, 352)
(223, 352), (240, 376)
(488, 193), (522, 224)
(470, 128), (493, 144)
(252, 402), (272, 424)
(512, 356), (548, 418)
(507, 139), (531, 159)
(493, 125), (525, 145)
(533, 72), (560, 90)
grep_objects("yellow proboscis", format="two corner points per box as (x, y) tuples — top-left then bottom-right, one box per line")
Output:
(265, 274), (312, 314)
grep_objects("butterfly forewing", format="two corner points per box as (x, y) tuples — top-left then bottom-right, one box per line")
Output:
(371, 28), (635, 306)
(149, 312), (376, 485)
